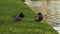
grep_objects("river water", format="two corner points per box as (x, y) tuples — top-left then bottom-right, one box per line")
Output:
(24, 0), (60, 34)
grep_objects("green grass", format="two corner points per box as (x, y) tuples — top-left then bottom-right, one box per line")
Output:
(0, 0), (58, 34)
